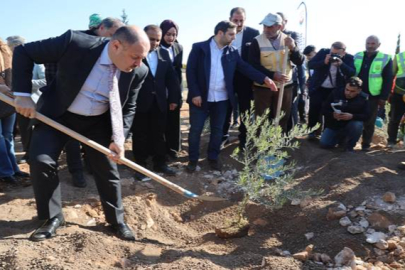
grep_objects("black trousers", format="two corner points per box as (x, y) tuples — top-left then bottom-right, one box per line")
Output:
(362, 97), (379, 148)
(132, 99), (167, 166)
(388, 93), (405, 143)
(30, 111), (124, 224)
(308, 87), (334, 129)
(165, 103), (181, 155)
(16, 114), (32, 154)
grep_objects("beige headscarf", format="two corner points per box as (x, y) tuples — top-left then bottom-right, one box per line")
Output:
(0, 38), (13, 86)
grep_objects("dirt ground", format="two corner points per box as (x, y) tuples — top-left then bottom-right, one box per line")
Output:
(1, 101), (405, 270)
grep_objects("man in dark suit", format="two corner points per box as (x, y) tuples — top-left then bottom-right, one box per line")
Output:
(131, 25), (180, 180)
(307, 41), (355, 139)
(12, 26), (149, 242)
(222, 7), (260, 150)
(186, 20), (277, 172)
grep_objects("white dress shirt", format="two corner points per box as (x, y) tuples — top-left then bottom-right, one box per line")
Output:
(161, 46), (175, 62)
(146, 50), (158, 77)
(14, 42), (121, 116)
(207, 38), (228, 102)
(68, 42), (121, 116)
(233, 29), (244, 56)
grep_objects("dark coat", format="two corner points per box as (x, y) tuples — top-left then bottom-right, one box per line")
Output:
(308, 48), (355, 95)
(136, 47), (181, 113)
(12, 30), (148, 137)
(186, 37), (266, 109)
(322, 88), (370, 130)
(234, 26), (260, 98)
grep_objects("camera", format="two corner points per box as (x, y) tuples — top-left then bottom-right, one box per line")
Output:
(330, 53), (341, 63)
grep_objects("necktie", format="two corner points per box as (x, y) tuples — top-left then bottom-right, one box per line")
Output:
(108, 65), (125, 147)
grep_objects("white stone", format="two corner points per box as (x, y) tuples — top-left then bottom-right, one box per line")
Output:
(74, 204), (82, 209)
(338, 203), (347, 211)
(388, 225), (397, 233)
(339, 217), (352, 227)
(359, 218), (369, 228)
(196, 166), (201, 172)
(356, 206), (366, 211)
(282, 250), (291, 256)
(203, 174), (214, 179)
(347, 226), (365, 234)
(291, 199), (301, 206)
(305, 232), (314, 240)
(366, 232), (387, 244)
(86, 218), (96, 226)
(334, 247), (355, 267)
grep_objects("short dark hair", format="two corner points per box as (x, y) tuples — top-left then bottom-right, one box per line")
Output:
(347, 76), (363, 89)
(332, 41), (346, 51)
(230, 7), (246, 18)
(100, 17), (123, 29)
(303, 45), (316, 56)
(143, 24), (162, 33)
(112, 26), (139, 45)
(214, 21), (236, 35)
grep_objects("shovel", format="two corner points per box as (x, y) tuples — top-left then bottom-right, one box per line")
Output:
(274, 46), (290, 127)
(0, 92), (226, 202)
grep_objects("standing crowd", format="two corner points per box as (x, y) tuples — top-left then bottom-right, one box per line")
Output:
(0, 7), (404, 242)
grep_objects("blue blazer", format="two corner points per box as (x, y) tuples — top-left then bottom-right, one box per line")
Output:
(186, 37), (266, 109)
(308, 48), (355, 95)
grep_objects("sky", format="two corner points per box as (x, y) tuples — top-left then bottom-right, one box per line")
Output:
(2, 0), (404, 62)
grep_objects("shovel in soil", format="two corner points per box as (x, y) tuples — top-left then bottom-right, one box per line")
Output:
(0, 93), (225, 202)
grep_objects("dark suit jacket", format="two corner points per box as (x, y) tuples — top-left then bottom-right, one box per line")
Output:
(186, 37), (267, 109)
(160, 42), (183, 103)
(12, 30), (148, 137)
(308, 48), (355, 95)
(136, 47), (181, 113)
(234, 26), (260, 99)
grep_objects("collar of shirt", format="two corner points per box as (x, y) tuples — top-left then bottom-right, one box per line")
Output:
(210, 38), (227, 53)
(99, 42), (113, 66)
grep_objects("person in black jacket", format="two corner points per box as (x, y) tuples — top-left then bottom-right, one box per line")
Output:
(320, 77), (370, 151)
(131, 25), (181, 179)
(159, 20), (184, 160)
(307, 42), (355, 139)
(222, 7), (260, 149)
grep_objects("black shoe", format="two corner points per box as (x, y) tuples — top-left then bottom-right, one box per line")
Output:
(154, 164), (176, 176)
(208, 159), (222, 171)
(0, 176), (18, 184)
(71, 171), (87, 188)
(398, 162), (405, 170)
(111, 223), (136, 241)
(30, 215), (65, 242)
(186, 161), (198, 173)
(167, 151), (178, 161)
(14, 171), (30, 178)
(362, 145), (371, 151)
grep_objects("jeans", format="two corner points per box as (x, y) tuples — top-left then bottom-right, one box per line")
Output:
(320, 121), (363, 151)
(0, 113), (20, 177)
(188, 100), (229, 162)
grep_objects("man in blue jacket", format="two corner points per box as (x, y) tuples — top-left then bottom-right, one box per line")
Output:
(186, 20), (277, 172)
(307, 42), (355, 139)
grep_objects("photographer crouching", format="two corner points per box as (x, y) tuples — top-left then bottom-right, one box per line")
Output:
(307, 42), (356, 139)
(320, 77), (370, 152)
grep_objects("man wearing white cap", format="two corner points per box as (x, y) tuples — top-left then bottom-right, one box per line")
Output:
(248, 13), (305, 131)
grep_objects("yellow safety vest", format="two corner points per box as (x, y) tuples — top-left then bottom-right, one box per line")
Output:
(354, 51), (390, 96)
(395, 51), (405, 93)
(253, 32), (293, 88)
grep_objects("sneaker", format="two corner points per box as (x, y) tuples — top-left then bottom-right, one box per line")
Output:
(14, 171), (30, 178)
(186, 161), (198, 173)
(386, 142), (395, 149)
(153, 164), (176, 176)
(133, 172), (151, 182)
(208, 159), (222, 171)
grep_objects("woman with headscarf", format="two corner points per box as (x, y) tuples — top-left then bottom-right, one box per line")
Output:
(0, 38), (29, 183)
(159, 20), (183, 160)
